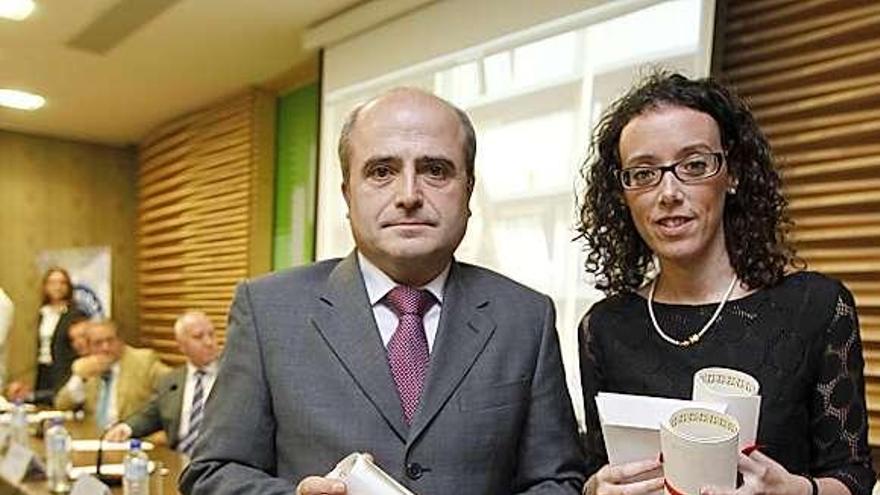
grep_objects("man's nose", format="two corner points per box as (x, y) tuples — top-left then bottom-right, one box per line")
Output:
(395, 167), (423, 209)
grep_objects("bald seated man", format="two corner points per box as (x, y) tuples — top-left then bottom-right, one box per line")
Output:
(180, 88), (585, 495)
(55, 320), (171, 430)
(105, 311), (220, 456)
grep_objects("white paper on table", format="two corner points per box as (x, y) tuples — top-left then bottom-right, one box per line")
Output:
(595, 392), (727, 465)
(660, 408), (739, 495)
(0, 407), (45, 425)
(0, 442), (35, 483)
(70, 474), (112, 495)
(69, 461), (156, 479)
(71, 439), (155, 452)
(692, 367), (761, 450)
(326, 453), (415, 495)
(0, 401), (36, 413)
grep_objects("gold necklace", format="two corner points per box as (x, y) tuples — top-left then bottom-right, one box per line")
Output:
(648, 275), (738, 347)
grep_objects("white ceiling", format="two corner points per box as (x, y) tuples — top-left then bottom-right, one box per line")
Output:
(0, 0), (363, 146)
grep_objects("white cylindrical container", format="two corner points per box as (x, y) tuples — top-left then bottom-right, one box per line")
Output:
(660, 407), (739, 495)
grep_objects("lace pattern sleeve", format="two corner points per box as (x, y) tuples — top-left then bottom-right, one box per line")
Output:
(579, 312), (609, 477)
(809, 283), (875, 495)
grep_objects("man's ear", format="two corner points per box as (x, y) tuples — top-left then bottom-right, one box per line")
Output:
(341, 180), (351, 208)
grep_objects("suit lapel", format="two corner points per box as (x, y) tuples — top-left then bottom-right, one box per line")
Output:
(115, 346), (133, 418)
(407, 262), (496, 446)
(309, 253), (408, 441)
(166, 368), (187, 445)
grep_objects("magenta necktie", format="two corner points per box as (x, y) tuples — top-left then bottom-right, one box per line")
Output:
(385, 285), (435, 425)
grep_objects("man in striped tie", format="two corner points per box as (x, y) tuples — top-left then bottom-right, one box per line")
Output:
(105, 311), (219, 456)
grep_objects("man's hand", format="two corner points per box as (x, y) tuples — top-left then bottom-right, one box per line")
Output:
(295, 476), (346, 495)
(104, 423), (133, 442)
(585, 459), (664, 495)
(5, 381), (31, 401)
(71, 355), (114, 379)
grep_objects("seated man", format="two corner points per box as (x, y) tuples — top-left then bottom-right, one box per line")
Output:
(105, 311), (220, 456)
(67, 319), (92, 358)
(55, 320), (171, 430)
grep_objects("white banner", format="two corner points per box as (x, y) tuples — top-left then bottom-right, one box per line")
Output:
(36, 247), (111, 319)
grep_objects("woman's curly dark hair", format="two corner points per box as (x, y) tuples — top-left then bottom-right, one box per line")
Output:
(576, 71), (796, 295)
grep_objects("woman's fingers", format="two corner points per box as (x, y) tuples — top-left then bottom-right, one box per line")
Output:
(618, 476), (664, 495)
(602, 459), (663, 483)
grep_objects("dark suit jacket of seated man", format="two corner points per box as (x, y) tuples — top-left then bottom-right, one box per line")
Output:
(105, 311), (220, 451)
(179, 88), (586, 494)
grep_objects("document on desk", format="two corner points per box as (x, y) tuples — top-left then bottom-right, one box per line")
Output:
(70, 439), (154, 451)
(69, 461), (156, 479)
(0, 442), (36, 483)
(71, 474), (111, 495)
(595, 392), (727, 465)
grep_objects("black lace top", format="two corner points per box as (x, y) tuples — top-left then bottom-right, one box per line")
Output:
(579, 271), (874, 495)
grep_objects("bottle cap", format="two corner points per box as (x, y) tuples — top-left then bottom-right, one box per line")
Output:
(130, 438), (141, 450)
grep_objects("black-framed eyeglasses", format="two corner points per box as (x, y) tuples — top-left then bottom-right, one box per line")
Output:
(617, 151), (725, 190)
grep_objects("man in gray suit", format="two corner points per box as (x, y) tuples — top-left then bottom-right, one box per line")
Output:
(180, 88), (585, 494)
(104, 311), (219, 453)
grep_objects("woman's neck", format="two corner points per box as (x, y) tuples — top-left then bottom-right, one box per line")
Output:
(652, 248), (740, 304)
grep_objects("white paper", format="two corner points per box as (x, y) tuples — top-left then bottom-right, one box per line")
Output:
(0, 442), (35, 483)
(69, 461), (155, 479)
(71, 474), (112, 495)
(595, 392), (727, 465)
(660, 408), (739, 495)
(0, 409), (67, 425)
(692, 367), (761, 449)
(70, 439), (154, 452)
(327, 453), (415, 495)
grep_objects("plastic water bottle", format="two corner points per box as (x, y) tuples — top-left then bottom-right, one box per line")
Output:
(44, 417), (71, 493)
(10, 399), (29, 446)
(123, 439), (150, 495)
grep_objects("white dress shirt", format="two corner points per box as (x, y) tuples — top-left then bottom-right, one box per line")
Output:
(177, 361), (218, 440)
(64, 362), (121, 425)
(37, 305), (63, 365)
(357, 252), (448, 352)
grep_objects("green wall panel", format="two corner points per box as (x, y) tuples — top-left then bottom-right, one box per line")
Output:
(273, 83), (319, 269)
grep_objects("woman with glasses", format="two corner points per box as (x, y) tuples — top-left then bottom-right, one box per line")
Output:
(576, 72), (873, 495)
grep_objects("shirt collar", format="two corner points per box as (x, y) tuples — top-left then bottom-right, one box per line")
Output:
(357, 251), (449, 307)
(187, 360), (218, 377)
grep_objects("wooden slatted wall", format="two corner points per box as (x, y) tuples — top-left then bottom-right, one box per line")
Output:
(717, 0), (880, 444)
(137, 90), (275, 364)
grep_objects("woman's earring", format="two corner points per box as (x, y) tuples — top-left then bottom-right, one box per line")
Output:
(727, 186), (736, 195)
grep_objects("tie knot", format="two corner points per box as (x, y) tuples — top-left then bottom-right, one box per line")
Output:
(100, 371), (112, 383)
(194, 369), (206, 378)
(385, 285), (435, 318)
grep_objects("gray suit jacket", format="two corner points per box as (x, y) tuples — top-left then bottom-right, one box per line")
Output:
(126, 366), (186, 448)
(180, 253), (585, 494)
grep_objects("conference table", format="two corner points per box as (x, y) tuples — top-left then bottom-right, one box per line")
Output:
(0, 419), (184, 495)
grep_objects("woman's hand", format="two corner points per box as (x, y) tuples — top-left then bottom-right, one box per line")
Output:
(701, 451), (811, 495)
(585, 459), (664, 495)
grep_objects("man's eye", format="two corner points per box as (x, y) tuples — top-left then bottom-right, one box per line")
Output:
(428, 164), (446, 178)
(368, 165), (392, 179)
